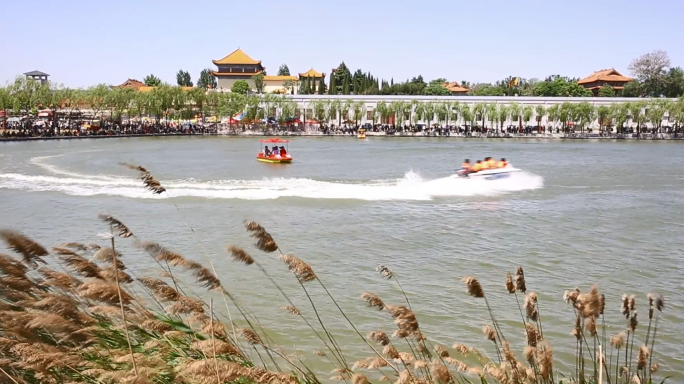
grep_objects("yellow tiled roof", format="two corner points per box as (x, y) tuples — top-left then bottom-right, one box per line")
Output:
(212, 70), (264, 77)
(263, 75), (298, 81)
(578, 68), (633, 84)
(212, 48), (262, 65)
(299, 68), (324, 78)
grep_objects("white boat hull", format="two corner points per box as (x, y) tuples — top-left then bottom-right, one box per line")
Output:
(457, 167), (520, 180)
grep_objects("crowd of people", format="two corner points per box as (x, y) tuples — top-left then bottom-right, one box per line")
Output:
(1, 120), (213, 140)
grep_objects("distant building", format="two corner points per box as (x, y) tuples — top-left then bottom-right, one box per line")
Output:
(24, 70), (50, 85)
(578, 69), (633, 96)
(442, 81), (470, 95)
(298, 68), (325, 93)
(211, 48), (299, 94)
(111, 78), (193, 92)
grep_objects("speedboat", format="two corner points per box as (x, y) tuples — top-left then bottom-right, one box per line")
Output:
(357, 129), (367, 139)
(457, 167), (520, 180)
(257, 138), (293, 164)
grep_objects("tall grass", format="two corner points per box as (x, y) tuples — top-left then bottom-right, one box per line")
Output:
(0, 164), (668, 384)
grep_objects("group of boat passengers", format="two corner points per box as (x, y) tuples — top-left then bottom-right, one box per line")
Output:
(459, 157), (508, 175)
(263, 145), (288, 157)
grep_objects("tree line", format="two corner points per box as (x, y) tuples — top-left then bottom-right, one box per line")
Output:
(151, 50), (684, 98)
(3, 75), (684, 135)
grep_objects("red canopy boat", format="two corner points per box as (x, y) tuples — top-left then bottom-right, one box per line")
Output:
(257, 138), (293, 163)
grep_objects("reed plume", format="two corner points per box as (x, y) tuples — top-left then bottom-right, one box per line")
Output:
(515, 266), (527, 293)
(361, 292), (385, 310)
(377, 264), (393, 279)
(452, 343), (469, 356)
(430, 362), (451, 383)
(576, 285), (601, 318)
(0, 252), (28, 277)
(138, 277), (180, 301)
(92, 247), (126, 270)
(523, 292), (539, 321)
(38, 267), (82, 289)
(482, 325), (496, 342)
(280, 306), (301, 315)
(368, 331), (390, 346)
(120, 162), (166, 194)
(227, 245), (254, 265)
(462, 276), (484, 298)
(98, 214), (133, 238)
(564, 288), (580, 305)
(240, 328), (263, 345)
(78, 281), (133, 305)
(280, 254), (316, 282)
(244, 221), (278, 252)
(352, 373), (369, 384)
(57, 250), (104, 279)
(0, 230), (48, 267)
(505, 273), (515, 294)
(637, 345), (649, 370)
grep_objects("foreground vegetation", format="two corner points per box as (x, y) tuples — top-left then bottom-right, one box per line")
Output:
(0, 164), (669, 384)
(3, 76), (684, 133)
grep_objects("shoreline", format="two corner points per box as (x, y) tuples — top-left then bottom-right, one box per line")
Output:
(2, 131), (683, 142)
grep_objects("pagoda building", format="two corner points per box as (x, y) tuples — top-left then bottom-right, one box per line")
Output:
(578, 68), (633, 96)
(211, 48), (298, 93)
(298, 68), (325, 93)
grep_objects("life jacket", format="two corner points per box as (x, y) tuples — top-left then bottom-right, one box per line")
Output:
(472, 163), (482, 172)
(480, 162), (489, 170)
(497, 161), (506, 168)
(488, 159), (497, 168)
(462, 162), (471, 170)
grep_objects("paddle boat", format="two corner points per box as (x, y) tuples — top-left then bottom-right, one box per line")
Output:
(257, 138), (293, 163)
(357, 129), (367, 139)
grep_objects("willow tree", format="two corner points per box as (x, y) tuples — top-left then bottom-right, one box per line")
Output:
(352, 101), (366, 125)
(597, 105), (612, 132)
(497, 104), (510, 132)
(547, 104), (560, 131)
(390, 100), (406, 130)
(461, 104), (474, 129)
(509, 102), (521, 129)
(446, 101), (460, 127)
(610, 103), (630, 133)
(574, 101), (596, 133)
(629, 100), (648, 137)
(534, 105), (547, 129)
(522, 105), (534, 127)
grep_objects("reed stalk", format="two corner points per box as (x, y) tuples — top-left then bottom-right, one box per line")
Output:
(108, 225), (138, 376)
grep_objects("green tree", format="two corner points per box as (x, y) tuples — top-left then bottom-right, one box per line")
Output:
(622, 80), (643, 97)
(277, 64), (291, 76)
(522, 105), (534, 126)
(176, 70), (192, 87)
(597, 105), (611, 132)
(232, 80), (250, 95)
(352, 101), (366, 125)
(574, 101), (595, 133)
(143, 74), (162, 87)
(283, 80), (295, 94)
(597, 84), (616, 97)
(629, 100), (648, 137)
(342, 76), (350, 95)
(533, 76), (592, 97)
(461, 104), (474, 128)
(534, 105), (547, 128)
(197, 69), (217, 89)
(84, 84), (111, 120)
(662, 67), (684, 97)
(610, 102), (630, 133)
(547, 104), (560, 131)
(328, 74), (337, 95)
(252, 74), (265, 94)
(317, 77), (327, 95)
(423, 78), (451, 96)
(628, 50), (670, 97)
(496, 104), (510, 132)
(0, 86), (11, 112)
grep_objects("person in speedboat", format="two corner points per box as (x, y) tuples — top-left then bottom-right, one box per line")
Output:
(264, 146), (272, 156)
(279, 146), (287, 157)
(272, 145), (280, 157)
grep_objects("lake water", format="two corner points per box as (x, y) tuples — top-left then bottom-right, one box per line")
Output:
(0, 136), (682, 381)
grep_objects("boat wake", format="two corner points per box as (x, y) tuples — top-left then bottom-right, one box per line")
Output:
(0, 163), (544, 201)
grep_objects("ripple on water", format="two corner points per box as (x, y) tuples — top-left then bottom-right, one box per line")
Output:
(0, 137), (683, 380)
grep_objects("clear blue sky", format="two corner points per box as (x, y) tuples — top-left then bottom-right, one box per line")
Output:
(1, 0), (681, 88)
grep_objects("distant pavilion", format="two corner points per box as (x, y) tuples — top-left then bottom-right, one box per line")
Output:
(24, 70), (50, 85)
(578, 69), (633, 96)
(211, 48), (299, 94)
(298, 68), (325, 93)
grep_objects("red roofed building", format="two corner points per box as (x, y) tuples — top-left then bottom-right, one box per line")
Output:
(577, 68), (633, 96)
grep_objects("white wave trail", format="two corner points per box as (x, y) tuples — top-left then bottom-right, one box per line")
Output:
(0, 170), (544, 201)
